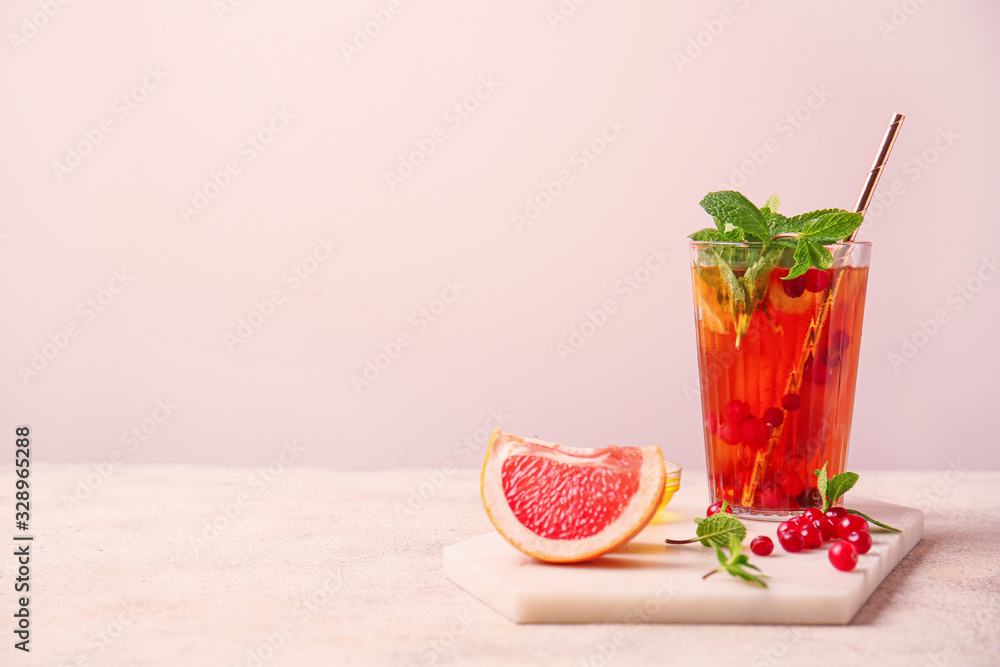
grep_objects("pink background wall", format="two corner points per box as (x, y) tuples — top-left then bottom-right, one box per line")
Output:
(2, 1), (997, 470)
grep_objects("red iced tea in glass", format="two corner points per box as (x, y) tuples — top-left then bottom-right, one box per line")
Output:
(690, 242), (871, 517)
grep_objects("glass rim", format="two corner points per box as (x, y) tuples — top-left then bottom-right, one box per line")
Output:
(689, 239), (871, 248)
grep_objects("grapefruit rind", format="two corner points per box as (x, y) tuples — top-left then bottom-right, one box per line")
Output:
(480, 430), (666, 563)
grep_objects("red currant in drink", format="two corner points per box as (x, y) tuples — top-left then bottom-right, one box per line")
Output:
(691, 241), (871, 517)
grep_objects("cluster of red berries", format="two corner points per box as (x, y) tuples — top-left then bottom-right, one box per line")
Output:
(712, 398), (791, 451)
(777, 507), (870, 568)
(706, 503), (872, 571)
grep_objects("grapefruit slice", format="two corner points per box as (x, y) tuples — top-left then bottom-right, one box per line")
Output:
(480, 430), (666, 563)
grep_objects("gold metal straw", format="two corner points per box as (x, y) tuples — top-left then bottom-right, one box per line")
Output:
(850, 113), (905, 232)
(741, 113), (905, 509)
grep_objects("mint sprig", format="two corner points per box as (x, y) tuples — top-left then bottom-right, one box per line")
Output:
(689, 190), (863, 278)
(814, 461), (858, 511)
(813, 461), (901, 532)
(665, 502), (767, 587)
(704, 536), (768, 588)
(664, 504), (746, 548)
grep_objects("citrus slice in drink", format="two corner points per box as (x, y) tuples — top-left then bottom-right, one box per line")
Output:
(480, 429), (666, 563)
(694, 271), (729, 334)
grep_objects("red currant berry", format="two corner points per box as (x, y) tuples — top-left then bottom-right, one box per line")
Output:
(803, 508), (823, 521)
(759, 486), (783, 509)
(705, 413), (720, 435)
(781, 393), (801, 411)
(816, 517), (838, 542)
(778, 472), (804, 498)
(824, 507), (848, 521)
(829, 329), (851, 352)
(819, 346), (843, 367)
(739, 417), (771, 450)
(829, 541), (859, 571)
(799, 525), (823, 550)
(778, 520), (796, 535)
(805, 358), (833, 385)
(796, 487), (822, 509)
(761, 407), (784, 428)
(845, 530), (872, 555)
(777, 530), (797, 548)
(718, 421), (741, 445)
(779, 529), (805, 553)
(804, 268), (832, 293)
(751, 536), (774, 557)
(787, 515), (808, 529)
(725, 400), (750, 424)
(706, 501), (733, 517)
(837, 515), (869, 539)
(782, 274), (807, 298)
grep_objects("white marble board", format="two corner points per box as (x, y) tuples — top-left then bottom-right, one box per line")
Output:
(444, 483), (923, 625)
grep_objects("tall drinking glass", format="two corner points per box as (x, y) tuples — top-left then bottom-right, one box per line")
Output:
(690, 241), (871, 518)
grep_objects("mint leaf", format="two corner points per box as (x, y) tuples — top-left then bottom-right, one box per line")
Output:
(764, 194), (780, 214)
(806, 239), (834, 270)
(760, 195), (779, 228)
(799, 210), (864, 244)
(760, 207), (773, 228)
(689, 228), (727, 242)
(785, 209), (862, 243)
(826, 472), (859, 506)
(691, 227), (743, 243)
(726, 566), (768, 587)
(728, 534), (742, 558)
(714, 545), (727, 566)
(814, 462), (859, 511)
(784, 208), (840, 232)
(723, 226), (744, 242)
(741, 246), (780, 306)
(814, 462), (830, 509)
(700, 191), (769, 242)
(786, 237), (812, 280)
(671, 512), (747, 547)
(714, 252), (747, 310)
(785, 236), (833, 280)
(695, 512), (746, 548)
(768, 212), (796, 237)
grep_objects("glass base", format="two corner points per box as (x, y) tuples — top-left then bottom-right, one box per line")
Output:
(729, 506), (805, 522)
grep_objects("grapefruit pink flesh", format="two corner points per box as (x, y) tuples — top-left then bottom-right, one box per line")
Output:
(501, 448), (642, 539)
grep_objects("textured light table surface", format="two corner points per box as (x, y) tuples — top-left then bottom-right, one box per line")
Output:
(2, 465), (998, 666)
